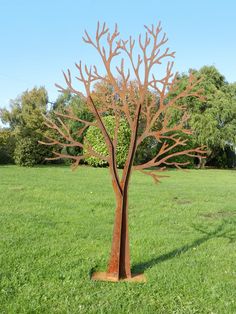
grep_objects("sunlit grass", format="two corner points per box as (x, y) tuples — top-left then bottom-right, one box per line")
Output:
(0, 165), (235, 313)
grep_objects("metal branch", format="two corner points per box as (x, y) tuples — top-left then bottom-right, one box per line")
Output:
(41, 22), (208, 281)
(139, 168), (169, 183)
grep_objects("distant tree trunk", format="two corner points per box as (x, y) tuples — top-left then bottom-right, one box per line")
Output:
(197, 157), (207, 169)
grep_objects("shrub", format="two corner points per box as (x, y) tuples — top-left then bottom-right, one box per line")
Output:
(0, 129), (15, 164)
(207, 146), (236, 168)
(14, 137), (48, 167)
(0, 148), (12, 164)
(84, 116), (130, 167)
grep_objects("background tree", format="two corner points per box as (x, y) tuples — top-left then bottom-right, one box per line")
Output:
(0, 128), (15, 164)
(40, 22), (206, 281)
(0, 87), (51, 166)
(50, 92), (94, 164)
(170, 66), (236, 167)
(1, 87), (48, 135)
(84, 81), (156, 167)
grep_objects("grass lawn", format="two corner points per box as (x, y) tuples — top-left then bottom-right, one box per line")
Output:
(0, 165), (236, 313)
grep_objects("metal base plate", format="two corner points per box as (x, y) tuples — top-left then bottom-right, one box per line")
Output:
(91, 272), (146, 282)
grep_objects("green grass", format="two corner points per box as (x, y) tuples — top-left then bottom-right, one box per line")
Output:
(0, 165), (236, 313)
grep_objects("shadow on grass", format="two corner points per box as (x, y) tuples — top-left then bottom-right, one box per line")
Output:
(132, 218), (236, 274)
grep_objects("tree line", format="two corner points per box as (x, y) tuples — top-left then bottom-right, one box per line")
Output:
(0, 65), (236, 168)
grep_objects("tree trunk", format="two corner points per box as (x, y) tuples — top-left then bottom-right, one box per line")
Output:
(107, 185), (131, 280)
(107, 105), (141, 280)
(197, 157), (207, 169)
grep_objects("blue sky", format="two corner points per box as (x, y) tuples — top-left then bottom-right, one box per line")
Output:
(0, 0), (235, 111)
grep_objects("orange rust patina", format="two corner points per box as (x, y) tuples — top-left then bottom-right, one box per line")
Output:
(40, 22), (207, 281)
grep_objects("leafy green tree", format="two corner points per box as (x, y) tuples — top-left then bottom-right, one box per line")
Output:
(49, 92), (94, 164)
(0, 87), (51, 166)
(14, 137), (49, 166)
(0, 128), (15, 164)
(169, 66), (236, 167)
(1, 87), (48, 136)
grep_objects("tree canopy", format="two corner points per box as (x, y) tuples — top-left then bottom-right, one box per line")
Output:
(0, 87), (51, 166)
(0, 68), (235, 168)
(169, 66), (236, 166)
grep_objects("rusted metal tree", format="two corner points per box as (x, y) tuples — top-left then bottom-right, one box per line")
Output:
(40, 22), (206, 282)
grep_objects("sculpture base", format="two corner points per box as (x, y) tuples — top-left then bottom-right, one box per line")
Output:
(91, 272), (146, 282)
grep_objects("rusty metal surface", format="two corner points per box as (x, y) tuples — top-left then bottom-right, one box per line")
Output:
(40, 22), (207, 281)
(91, 272), (146, 283)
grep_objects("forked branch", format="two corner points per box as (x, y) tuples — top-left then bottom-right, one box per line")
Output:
(41, 22), (207, 186)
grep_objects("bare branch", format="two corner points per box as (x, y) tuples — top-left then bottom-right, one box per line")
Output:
(139, 168), (169, 183)
(43, 22), (207, 190)
(54, 110), (96, 126)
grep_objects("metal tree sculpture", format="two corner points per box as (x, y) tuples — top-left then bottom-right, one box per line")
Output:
(40, 22), (206, 282)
